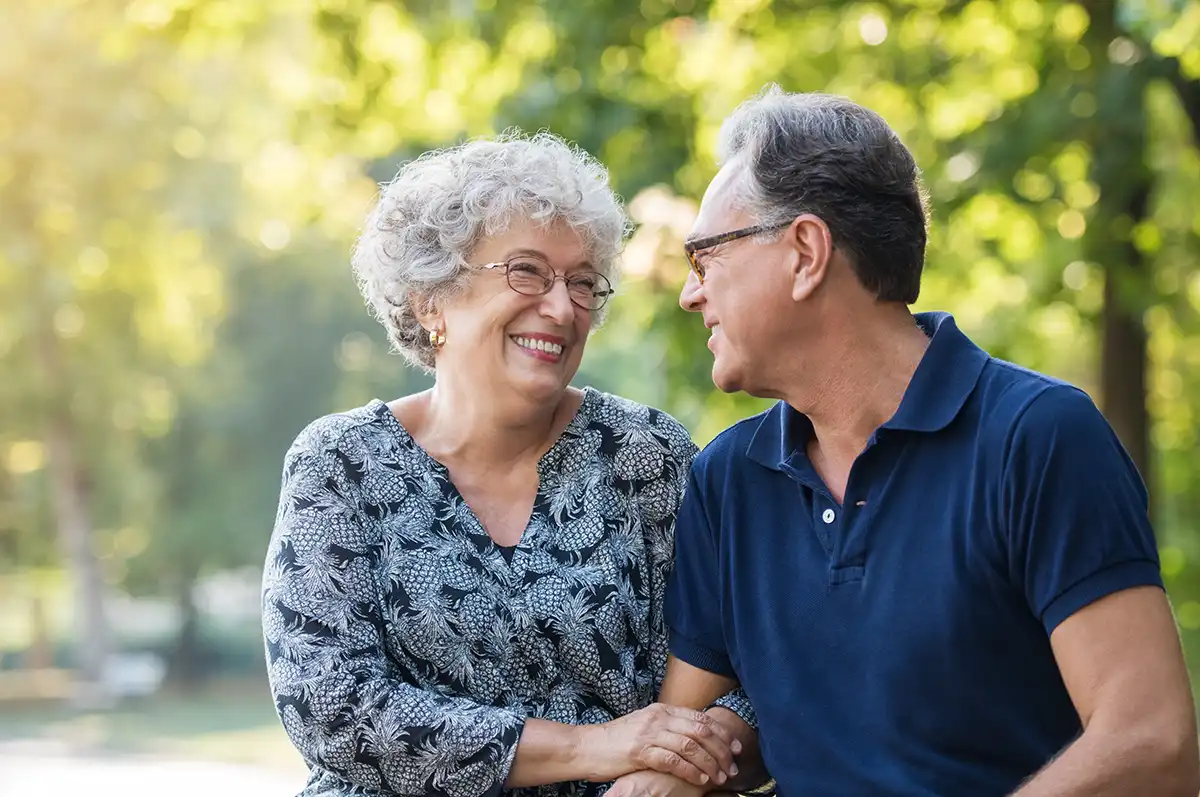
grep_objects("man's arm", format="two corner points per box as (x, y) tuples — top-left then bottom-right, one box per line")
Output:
(998, 386), (1199, 795)
(658, 656), (768, 793)
(1011, 586), (1199, 797)
(609, 657), (769, 797)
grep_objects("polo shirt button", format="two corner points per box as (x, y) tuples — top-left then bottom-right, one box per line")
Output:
(822, 508), (835, 524)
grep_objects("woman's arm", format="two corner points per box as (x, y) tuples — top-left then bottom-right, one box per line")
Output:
(265, 432), (524, 797)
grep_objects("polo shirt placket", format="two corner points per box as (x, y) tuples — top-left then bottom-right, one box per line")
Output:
(782, 453), (875, 587)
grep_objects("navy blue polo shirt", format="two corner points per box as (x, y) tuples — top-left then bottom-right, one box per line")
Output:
(666, 312), (1163, 796)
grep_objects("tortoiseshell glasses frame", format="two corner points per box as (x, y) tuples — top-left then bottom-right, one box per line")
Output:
(682, 222), (791, 283)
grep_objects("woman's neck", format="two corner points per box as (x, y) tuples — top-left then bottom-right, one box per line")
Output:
(399, 380), (581, 473)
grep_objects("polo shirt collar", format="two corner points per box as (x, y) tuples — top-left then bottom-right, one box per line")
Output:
(745, 312), (989, 470)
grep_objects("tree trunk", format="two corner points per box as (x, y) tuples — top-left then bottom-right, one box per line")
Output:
(28, 595), (54, 670)
(1084, 1), (1156, 511)
(38, 328), (112, 707)
(167, 571), (206, 691)
(1100, 211), (1151, 491)
(44, 412), (112, 706)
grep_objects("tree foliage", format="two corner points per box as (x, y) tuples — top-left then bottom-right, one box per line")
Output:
(4, 0), (1200, 687)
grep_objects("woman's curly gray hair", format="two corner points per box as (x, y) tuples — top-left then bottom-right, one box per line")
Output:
(351, 130), (631, 371)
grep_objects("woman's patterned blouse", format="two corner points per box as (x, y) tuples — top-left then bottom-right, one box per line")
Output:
(262, 388), (756, 797)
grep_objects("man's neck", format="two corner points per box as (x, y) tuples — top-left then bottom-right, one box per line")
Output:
(781, 308), (930, 463)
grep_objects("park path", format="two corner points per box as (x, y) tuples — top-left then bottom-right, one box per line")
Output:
(0, 741), (298, 796)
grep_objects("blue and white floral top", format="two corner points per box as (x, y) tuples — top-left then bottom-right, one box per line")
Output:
(262, 387), (756, 797)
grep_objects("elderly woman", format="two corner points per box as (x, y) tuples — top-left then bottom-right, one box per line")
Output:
(262, 132), (759, 797)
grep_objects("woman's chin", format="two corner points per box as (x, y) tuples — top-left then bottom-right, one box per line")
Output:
(508, 366), (576, 404)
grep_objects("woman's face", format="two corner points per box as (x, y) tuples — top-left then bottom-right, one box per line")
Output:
(433, 219), (600, 407)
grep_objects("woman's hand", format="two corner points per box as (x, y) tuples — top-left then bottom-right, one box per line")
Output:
(577, 703), (742, 787)
(608, 770), (714, 797)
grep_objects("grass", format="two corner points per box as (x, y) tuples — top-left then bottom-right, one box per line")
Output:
(0, 676), (307, 775)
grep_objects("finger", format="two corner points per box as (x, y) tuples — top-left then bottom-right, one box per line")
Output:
(662, 705), (734, 744)
(659, 730), (728, 785)
(643, 746), (710, 787)
(663, 706), (740, 751)
(665, 716), (737, 779)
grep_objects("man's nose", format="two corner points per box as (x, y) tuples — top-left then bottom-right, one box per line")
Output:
(679, 269), (704, 313)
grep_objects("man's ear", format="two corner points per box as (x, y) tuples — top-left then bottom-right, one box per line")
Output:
(787, 214), (834, 302)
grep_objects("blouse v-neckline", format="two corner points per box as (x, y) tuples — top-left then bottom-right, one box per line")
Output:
(368, 387), (598, 563)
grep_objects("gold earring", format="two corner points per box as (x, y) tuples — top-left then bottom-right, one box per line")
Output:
(429, 327), (446, 349)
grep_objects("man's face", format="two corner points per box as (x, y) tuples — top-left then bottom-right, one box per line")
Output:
(678, 162), (796, 396)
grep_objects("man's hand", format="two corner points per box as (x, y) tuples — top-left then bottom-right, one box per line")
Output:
(607, 770), (713, 797)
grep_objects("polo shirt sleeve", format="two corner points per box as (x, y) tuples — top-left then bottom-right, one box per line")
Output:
(1003, 384), (1163, 635)
(665, 466), (735, 678)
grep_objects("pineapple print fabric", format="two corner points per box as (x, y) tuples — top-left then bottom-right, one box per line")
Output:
(262, 387), (757, 797)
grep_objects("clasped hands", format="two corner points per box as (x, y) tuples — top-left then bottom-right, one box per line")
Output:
(578, 703), (741, 797)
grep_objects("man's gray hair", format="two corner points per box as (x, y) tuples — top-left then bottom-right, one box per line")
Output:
(717, 85), (929, 304)
(352, 130), (630, 370)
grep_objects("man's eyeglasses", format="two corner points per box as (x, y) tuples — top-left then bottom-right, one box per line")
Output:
(683, 222), (790, 283)
(480, 257), (614, 311)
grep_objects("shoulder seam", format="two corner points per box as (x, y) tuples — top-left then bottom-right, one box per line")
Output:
(293, 404), (389, 459)
(985, 357), (1068, 388)
(998, 382), (1090, 496)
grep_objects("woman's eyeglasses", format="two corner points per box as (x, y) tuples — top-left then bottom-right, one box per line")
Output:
(479, 257), (614, 311)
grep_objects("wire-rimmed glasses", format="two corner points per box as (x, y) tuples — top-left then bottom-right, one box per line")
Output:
(479, 256), (614, 311)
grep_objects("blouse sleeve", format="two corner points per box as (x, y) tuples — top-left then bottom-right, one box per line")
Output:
(642, 414), (757, 731)
(262, 422), (526, 797)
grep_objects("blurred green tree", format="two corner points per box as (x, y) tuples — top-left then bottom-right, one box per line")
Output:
(0, 0), (231, 701)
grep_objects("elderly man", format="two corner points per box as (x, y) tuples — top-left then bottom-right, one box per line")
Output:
(647, 86), (1198, 797)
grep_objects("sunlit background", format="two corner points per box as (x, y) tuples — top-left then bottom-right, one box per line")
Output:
(3, 0), (1200, 792)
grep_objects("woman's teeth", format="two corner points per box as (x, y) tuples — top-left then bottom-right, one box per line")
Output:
(514, 336), (563, 356)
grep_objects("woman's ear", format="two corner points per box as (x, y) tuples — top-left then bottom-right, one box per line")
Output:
(410, 292), (441, 330)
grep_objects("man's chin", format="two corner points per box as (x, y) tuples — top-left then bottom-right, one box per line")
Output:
(710, 363), (743, 395)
